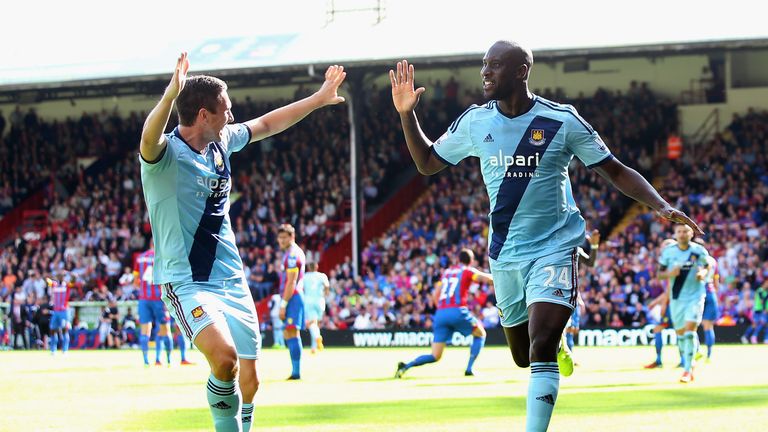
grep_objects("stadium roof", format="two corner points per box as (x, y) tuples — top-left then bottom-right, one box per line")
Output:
(1, 0), (766, 99)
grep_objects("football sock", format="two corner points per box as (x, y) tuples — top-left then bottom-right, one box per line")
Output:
(406, 354), (436, 370)
(62, 331), (70, 353)
(704, 329), (715, 358)
(565, 332), (574, 352)
(466, 336), (485, 373)
(50, 333), (59, 354)
(241, 403), (254, 432)
(287, 337), (302, 377)
(160, 335), (173, 364)
(178, 334), (188, 362)
(206, 374), (242, 432)
(527, 362), (560, 432)
(140, 335), (149, 364)
(155, 336), (162, 363)
(654, 332), (663, 364)
(308, 323), (320, 350)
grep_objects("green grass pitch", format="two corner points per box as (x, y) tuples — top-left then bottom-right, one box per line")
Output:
(1, 344), (766, 431)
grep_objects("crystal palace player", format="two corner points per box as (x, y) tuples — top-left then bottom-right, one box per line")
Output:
(47, 275), (71, 355)
(276, 224), (306, 380)
(395, 249), (493, 378)
(139, 53), (346, 432)
(390, 41), (701, 431)
(135, 244), (173, 366)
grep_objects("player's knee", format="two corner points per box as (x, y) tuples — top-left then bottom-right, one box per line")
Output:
(210, 352), (239, 381)
(474, 326), (487, 338)
(529, 333), (558, 362)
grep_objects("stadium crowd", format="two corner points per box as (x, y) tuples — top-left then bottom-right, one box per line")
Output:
(2, 78), (766, 349)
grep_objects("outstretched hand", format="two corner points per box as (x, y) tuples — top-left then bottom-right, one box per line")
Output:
(390, 60), (426, 114)
(657, 205), (704, 235)
(164, 52), (189, 100)
(315, 65), (347, 106)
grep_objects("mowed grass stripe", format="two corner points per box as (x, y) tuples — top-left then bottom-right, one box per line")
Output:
(119, 385), (768, 430)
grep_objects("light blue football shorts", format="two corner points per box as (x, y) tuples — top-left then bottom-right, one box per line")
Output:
(491, 248), (578, 328)
(303, 297), (326, 322)
(162, 276), (262, 360)
(670, 294), (705, 330)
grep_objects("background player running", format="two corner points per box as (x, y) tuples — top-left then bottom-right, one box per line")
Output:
(657, 224), (711, 383)
(396, 249), (493, 378)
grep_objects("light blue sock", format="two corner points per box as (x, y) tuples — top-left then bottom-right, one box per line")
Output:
(682, 332), (696, 372)
(704, 329), (715, 358)
(308, 324), (320, 350)
(527, 362), (560, 432)
(466, 337), (485, 373)
(206, 374), (242, 432)
(62, 331), (70, 353)
(241, 403), (254, 432)
(161, 335), (173, 364)
(654, 332), (663, 364)
(140, 335), (149, 365)
(178, 335), (187, 362)
(677, 341), (684, 366)
(406, 354), (436, 370)
(50, 333), (59, 354)
(287, 337), (302, 377)
(565, 333), (574, 352)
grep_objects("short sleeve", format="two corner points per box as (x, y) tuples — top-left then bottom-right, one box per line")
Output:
(139, 134), (177, 172)
(222, 123), (252, 156)
(431, 105), (479, 166)
(658, 249), (669, 267)
(697, 245), (711, 267)
(286, 253), (299, 271)
(565, 108), (612, 169)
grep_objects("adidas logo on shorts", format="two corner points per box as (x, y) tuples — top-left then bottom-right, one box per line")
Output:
(553, 289), (565, 298)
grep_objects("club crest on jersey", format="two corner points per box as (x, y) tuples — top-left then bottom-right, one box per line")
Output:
(191, 306), (207, 322)
(529, 129), (546, 146)
(212, 147), (224, 172)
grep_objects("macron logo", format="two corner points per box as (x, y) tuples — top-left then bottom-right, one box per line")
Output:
(536, 394), (556, 405)
(483, 133), (494, 143)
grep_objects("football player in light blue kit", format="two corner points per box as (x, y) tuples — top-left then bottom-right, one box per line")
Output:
(139, 52), (346, 432)
(389, 41), (701, 432)
(657, 224), (710, 383)
(303, 261), (330, 353)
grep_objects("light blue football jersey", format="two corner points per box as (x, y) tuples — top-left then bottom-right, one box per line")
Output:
(658, 242), (710, 301)
(303, 271), (329, 299)
(432, 97), (612, 262)
(139, 124), (251, 284)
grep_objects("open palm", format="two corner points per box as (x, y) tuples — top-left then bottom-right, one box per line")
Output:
(390, 60), (426, 114)
(166, 52), (189, 99)
(315, 65), (347, 106)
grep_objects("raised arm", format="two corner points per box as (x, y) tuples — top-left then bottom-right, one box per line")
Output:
(140, 52), (189, 162)
(390, 60), (447, 175)
(245, 65), (346, 142)
(593, 157), (703, 235)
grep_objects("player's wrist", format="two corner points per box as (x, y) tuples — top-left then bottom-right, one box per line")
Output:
(280, 299), (288, 308)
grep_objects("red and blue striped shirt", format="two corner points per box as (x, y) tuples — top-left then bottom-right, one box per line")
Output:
(135, 250), (163, 300)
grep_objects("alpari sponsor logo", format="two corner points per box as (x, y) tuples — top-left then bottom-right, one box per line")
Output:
(489, 151), (541, 178)
(352, 331), (472, 347)
(195, 176), (230, 198)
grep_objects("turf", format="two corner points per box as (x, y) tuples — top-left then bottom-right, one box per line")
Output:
(1, 344), (766, 431)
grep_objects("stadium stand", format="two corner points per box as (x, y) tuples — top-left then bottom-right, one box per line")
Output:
(2, 75), (765, 348)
